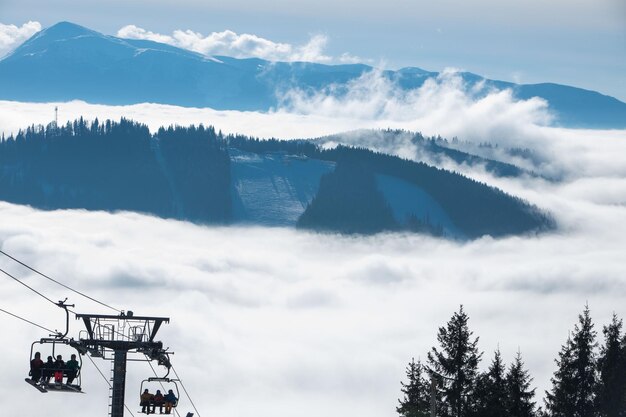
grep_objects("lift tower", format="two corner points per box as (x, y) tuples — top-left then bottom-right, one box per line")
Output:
(75, 311), (171, 417)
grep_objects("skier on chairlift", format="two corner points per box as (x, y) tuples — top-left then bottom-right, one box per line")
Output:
(29, 352), (44, 384)
(42, 356), (54, 384)
(164, 389), (178, 414)
(53, 355), (65, 384)
(65, 354), (80, 385)
(141, 388), (154, 414)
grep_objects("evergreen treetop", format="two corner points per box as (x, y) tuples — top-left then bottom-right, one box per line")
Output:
(545, 306), (598, 417)
(506, 350), (537, 417)
(596, 313), (626, 417)
(427, 305), (482, 417)
(397, 358), (430, 417)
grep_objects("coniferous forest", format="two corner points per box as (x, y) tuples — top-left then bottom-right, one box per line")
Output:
(0, 118), (231, 222)
(397, 306), (626, 417)
(0, 118), (554, 237)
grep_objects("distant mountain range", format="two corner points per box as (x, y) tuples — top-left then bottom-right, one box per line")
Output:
(0, 118), (553, 238)
(0, 22), (624, 129)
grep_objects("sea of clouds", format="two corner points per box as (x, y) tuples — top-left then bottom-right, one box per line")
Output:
(1, 68), (625, 416)
(2, 201), (625, 417)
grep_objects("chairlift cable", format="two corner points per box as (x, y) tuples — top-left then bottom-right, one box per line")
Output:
(0, 306), (56, 333)
(4, 270), (154, 342)
(0, 249), (121, 313)
(86, 354), (136, 417)
(86, 353), (111, 388)
(0, 266), (58, 306)
(171, 365), (201, 417)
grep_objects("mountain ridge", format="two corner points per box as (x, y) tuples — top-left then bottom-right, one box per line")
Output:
(1, 21), (624, 128)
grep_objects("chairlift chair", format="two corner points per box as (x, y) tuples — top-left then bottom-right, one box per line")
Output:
(26, 338), (84, 393)
(138, 377), (180, 414)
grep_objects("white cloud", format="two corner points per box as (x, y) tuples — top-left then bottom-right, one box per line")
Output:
(279, 68), (553, 144)
(116, 24), (360, 63)
(0, 21), (41, 58)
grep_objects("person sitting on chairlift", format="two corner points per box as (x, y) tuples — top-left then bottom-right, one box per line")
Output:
(140, 388), (155, 414)
(29, 352), (44, 384)
(152, 389), (165, 414)
(65, 354), (80, 385)
(53, 355), (65, 384)
(42, 356), (55, 384)
(163, 389), (178, 414)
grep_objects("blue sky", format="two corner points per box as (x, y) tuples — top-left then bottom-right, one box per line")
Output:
(0, 0), (625, 99)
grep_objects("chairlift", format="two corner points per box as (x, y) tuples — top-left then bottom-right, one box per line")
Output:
(138, 377), (180, 414)
(26, 337), (84, 393)
(24, 299), (83, 393)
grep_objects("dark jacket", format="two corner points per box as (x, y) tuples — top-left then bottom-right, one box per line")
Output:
(30, 358), (44, 371)
(164, 392), (177, 404)
(43, 358), (55, 376)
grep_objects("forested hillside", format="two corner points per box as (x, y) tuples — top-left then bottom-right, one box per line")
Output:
(0, 119), (553, 238)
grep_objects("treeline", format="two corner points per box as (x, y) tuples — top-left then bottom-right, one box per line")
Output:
(397, 306), (626, 417)
(228, 134), (320, 157)
(0, 118), (231, 222)
(318, 129), (527, 178)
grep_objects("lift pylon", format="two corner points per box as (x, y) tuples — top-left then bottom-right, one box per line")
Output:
(75, 311), (170, 417)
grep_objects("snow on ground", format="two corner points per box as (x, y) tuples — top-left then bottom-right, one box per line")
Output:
(231, 148), (335, 226)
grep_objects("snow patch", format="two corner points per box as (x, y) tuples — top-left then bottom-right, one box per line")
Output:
(230, 148), (334, 226)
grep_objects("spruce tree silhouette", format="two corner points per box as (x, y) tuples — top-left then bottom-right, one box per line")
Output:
(545, 305), (598, 417)
(427, 305), (482, 417)
(397, 358), (430, 417)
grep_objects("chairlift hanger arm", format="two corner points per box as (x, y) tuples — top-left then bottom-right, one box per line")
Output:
(56, 299), (75, 339)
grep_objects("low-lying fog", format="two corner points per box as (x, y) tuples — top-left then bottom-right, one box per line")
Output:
(1, 72), (625, 416)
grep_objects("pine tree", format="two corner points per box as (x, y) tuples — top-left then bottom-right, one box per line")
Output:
(427, 305), (482, 417)
(506, 351), (537, 417)
(397, 358), (431, 417)
(486, 349), (509, 416)
(596, 313), (626, 417)
(471, 349), (508, 417)
(545, 335), (577, 416)
(545, 305), (598, 417)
